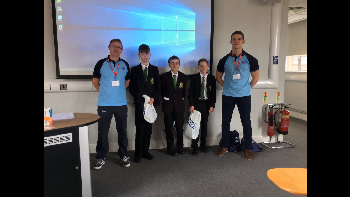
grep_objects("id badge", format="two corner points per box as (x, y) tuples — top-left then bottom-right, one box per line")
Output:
(112, 80), (120, 87)
(233, 74), (240, 80)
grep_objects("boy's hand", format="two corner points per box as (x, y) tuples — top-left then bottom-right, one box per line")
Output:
(148, 98), (154, 105)
(190, 106), (194, 113)
(209, 107), (214, 112)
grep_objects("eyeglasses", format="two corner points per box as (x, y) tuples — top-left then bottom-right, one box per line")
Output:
(110, 45), (123, 50)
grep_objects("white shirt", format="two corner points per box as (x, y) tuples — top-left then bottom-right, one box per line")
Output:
(200, 73), (208, 100)
(171, 71), (178, 80)
(141, 63), (149, 75)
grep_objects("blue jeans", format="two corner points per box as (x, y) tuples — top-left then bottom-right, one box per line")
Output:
(221, 95), (252, 150)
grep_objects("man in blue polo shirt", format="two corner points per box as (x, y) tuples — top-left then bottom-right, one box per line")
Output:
(92, 39), (131, 169)
(216, 31), (259, 160)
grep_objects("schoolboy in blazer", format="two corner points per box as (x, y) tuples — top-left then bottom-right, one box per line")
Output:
(188, 58), (216, 155)
(129, 44), (161, 163)
(161, 55), (187, 156)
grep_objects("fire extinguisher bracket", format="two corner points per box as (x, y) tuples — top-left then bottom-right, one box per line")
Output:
(261, 103), (295, 149)
(261, 141), (295, 149)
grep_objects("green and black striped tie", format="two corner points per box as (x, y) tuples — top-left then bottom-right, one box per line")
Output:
(200, 76), (205, 100)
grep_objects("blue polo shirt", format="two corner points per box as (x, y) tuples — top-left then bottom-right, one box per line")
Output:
(217, 49), (259, 97)
(93, 56), (130, 106)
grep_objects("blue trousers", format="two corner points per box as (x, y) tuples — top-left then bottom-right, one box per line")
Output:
(221, 95), (252, 150)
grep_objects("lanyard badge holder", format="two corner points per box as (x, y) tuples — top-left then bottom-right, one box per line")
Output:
(108, 56), (121, 86)
(232, 52), (242, 80)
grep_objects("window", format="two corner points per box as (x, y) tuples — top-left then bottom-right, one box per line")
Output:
(285, 55), (307, 72)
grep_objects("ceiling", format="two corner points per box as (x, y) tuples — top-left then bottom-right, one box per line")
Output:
(288, 0), (307, 24)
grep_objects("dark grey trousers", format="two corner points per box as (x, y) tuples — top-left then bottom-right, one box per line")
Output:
(96, 105), (128, 159)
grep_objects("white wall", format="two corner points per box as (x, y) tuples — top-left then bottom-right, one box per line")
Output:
(285, 75), (307, 120)
(44, 0), (289, 153)
(285, 19), (307, 121)
(287, 19), (307, 56)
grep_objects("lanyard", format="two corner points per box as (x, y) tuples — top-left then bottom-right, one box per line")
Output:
(232, 51), (242, 71)
(107, 56), (120, 80)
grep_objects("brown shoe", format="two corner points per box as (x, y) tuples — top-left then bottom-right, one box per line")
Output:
(245, 150), (254, 160)
(217, 147), (228, 156)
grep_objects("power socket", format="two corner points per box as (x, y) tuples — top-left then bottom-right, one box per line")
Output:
(44, 84), (51, 90)
(60, 84), (67, 90)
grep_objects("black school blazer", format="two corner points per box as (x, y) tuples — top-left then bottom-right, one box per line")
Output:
(161, 71), (187, 114)
(188, 73), (216, 110)
(129, 63), (161, 109)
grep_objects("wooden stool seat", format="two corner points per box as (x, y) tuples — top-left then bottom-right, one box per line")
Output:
(267, 168), (307, 195)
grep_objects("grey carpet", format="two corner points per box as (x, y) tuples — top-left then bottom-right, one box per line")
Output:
(90, 117), (307, 197)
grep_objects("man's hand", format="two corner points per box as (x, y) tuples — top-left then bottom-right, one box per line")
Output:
(216, 71), (224, 87)
(125, 80), (130, 89)
(92, 78), (100, 92)
(250, 70), (259, 88)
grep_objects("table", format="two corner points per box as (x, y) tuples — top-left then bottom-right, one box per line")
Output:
(267, 168), (307, 195)
(44, 113), (99, 197)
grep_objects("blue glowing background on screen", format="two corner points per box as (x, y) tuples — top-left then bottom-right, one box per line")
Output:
(55, 0), (211, 75)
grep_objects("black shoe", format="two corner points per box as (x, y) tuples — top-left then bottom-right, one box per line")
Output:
(192, 148), (198, 156)
(167, 149), (176, 156)
(134, 155), (141, 163)
(200, 146), (209, 153)
(142, 152), (154, 160)
(167, 146), (177, 156)
(177, 148), (184, 155)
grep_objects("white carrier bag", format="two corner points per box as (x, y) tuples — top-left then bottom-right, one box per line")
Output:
(143, 95), (157, 123)
(183, 110), (201, 139)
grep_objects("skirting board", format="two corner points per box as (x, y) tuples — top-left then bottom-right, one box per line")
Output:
(88, 135), (284, 153)
(289, 111), (307, 121)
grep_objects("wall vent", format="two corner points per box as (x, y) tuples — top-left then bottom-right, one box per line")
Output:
(44, 133), (72, 147)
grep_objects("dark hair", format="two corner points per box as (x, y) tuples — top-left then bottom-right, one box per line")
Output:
(231, 31), (244, 40)
(138, 44), (150, 53)
(168, 55), (180, 65)
(197, 58), (208, 66)
(109, 39), (123, 49)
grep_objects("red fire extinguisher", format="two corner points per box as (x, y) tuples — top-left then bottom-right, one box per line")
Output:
(276, 105), (289, 135)
(267, 105), (275, 140)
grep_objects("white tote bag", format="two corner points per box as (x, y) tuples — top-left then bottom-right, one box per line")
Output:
(183, 110), (201, 139)
(143, 95), (157, 123)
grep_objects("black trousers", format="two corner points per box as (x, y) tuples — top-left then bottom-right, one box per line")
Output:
(96, 106), (128, 159)
(134, 108), (153, 157)
(191, 100), (209, 148)
(164, 109), (184, 149)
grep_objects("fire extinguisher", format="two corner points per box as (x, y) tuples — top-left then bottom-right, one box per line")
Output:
(267, 105), (275, 141)
(276, 104), (290, 135)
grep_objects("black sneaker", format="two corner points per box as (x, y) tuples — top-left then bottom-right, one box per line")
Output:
(94, 158), (105, 170)
(120, 156), (130, 167)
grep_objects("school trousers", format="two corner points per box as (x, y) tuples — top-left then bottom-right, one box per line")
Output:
(191, 99), (210, 149)
(164, 109), (184, 150)
(134, 108), (153, 157)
